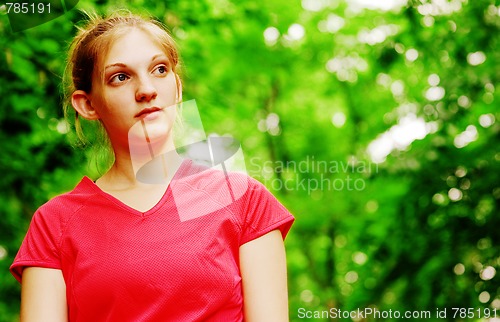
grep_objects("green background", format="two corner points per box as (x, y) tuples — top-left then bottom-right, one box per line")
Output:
(0, 0), (499, 321)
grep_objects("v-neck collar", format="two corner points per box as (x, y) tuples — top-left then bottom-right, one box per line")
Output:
(81, 159), (191, 217)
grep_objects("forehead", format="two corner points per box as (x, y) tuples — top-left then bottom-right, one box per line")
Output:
(101, 28), (167, 67)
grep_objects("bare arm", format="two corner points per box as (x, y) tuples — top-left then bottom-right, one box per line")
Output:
(21, 267), (68, 322)
(239, 229), (289, 322)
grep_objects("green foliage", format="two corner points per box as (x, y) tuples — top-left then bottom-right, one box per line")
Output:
(1, 0), (498, 321)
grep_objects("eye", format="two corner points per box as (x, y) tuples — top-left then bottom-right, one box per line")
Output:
(153, 64), (169, 76)
(109, 73), (129, 84)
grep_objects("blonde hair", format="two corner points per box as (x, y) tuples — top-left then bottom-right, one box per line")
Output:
(63, 10), (181, 148)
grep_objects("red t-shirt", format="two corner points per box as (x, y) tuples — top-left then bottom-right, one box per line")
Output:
(10, 160), (294, 321)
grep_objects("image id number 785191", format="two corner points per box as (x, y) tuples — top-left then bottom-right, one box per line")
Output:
(452, 308), (497, 319)
(5, 2), (51, 14)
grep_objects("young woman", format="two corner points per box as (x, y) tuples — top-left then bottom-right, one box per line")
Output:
(10, 11), (294, 322)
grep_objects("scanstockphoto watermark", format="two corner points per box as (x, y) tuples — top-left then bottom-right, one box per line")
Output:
(297, 307), (499, 320)
(248, 156), (379, 194)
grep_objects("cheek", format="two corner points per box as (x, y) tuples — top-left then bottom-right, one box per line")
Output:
(159, 74), (178, 103)
(165, 105), (177, 121)
(97, 91), (131, 120)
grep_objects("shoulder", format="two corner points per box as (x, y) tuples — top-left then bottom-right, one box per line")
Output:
(172, 160), (266, 218)
(175, 160), (251, 193)
(176, 159), (273, 198)
(34, 177), (98, 221)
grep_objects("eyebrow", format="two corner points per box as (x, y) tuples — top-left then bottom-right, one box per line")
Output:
(104, 54), (169, 71)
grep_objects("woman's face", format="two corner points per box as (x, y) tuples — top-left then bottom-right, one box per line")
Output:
(89, 28), (178, 153)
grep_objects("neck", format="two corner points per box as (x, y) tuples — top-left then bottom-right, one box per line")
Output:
(99, 135), (183, 190)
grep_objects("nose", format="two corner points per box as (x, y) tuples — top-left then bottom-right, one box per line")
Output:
(135, 76), (157, 102)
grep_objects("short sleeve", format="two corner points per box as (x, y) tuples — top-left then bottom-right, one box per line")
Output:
(10, 206), (64, 283)
(239, 177), (295, 245)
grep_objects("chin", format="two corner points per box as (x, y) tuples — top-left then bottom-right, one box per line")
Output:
(145, 125), (173, 144)
(128, 119), (173, 148)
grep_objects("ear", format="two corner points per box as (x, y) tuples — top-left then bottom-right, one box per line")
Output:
(71, 90), (100, 120)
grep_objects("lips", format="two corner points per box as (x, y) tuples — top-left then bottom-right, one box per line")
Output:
(135, 107), (162, 119)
